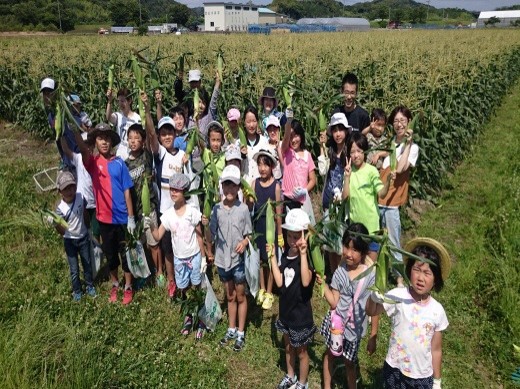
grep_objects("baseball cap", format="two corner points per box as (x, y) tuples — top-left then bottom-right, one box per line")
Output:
(227, 108), (241, 122)
(327, 113), (352, 135)
(56, 171), (76, 191)
(40, 77), (55, 92)
(221, 165), (241, 185)
(67, 94), (81, 104)
(158, 116), (175, 130)
(265, 115), (280, 129)
(188, 69), (202, 82)
(282, 208), (310, 232)
(169, 173), (190, 190)
(225, 145), (242, 161)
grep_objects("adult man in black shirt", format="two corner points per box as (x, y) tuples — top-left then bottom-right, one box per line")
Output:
(333, 73), (370, 133)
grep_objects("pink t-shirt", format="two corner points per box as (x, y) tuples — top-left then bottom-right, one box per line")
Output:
(282, 148), (315, 203)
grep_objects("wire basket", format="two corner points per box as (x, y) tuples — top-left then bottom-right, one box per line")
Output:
(33, 167), (59, 192)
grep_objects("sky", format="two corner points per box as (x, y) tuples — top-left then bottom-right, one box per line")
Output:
(178, 0), (520, 12)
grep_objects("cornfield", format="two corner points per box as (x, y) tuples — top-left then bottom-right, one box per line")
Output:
(1, 30), (520, 200)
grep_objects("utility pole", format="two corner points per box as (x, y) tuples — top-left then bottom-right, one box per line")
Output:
(139, 0), (142, 25)
(426, 0), (430, 21)
(57, 0), (62, 31)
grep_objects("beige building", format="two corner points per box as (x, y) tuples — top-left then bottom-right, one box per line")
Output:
(258, 7), (284, 25)
(204, 2), (260, 32)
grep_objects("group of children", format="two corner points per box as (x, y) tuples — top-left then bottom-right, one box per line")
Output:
(40, 70), (447, 388)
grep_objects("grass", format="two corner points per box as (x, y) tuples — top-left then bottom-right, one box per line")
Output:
(0, 81), (519, 387)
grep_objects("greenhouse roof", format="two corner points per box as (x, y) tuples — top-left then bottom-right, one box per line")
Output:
(297, 17), (369, 26)
(478, 10), (520, 19)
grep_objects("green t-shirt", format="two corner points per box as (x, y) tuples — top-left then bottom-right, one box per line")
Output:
(349, 163), (383, 234)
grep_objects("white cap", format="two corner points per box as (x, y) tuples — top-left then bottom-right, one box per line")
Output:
(253, 148), (277, 164)
(40, 77), (55, 92)
(221, 165), (241, 185)
(158, 116), (175, 129)
(327, 112), (351, 135)
(265, 115), (280, 129)
(188, 69), (201, 82)
(225, 145), (242, 161)
(282, 208), (310, 232)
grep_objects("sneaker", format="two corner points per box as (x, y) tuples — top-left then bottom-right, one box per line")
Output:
(156, 274), (166, 288)
(72, 291), (82, 302)
(122, 288), (133, 305)
(219, 329), (237, 346)
(294, 382), (308, 389)
(233, 336), (245, 352)
(181, 315), (193, 336)
(262, 292), (274, 310)
(168, 280), (176, 298)
(277, 374), (297, 389)
(196, 321), (206, 341)
(86, 286), (97, 298)
(109, 286), (118, 302)
(256, 288), (265, 305)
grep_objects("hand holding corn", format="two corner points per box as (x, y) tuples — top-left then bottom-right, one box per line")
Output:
(201, 215), (209, 226)
(127, 216), (136, 234)
(370, 291), (385, 304)
(143, 216), (151, 230)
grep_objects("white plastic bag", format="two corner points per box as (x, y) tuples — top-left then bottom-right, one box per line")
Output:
(244, 241), (260, 298)
(198, 274), (222, 331)
(126, 241), (151, 279)
(89, 232), (103, 279)
(302, 193), (316, 226)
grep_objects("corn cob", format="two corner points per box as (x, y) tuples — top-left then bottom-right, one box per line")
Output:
(193, 88), (200, 121)
(238, 126), (247, 148)
(217, 50), (224, 83)
(374, 241), (389, 293)
(390, 140), (397, 171)
(108, 64), (114, 90)
(319, 108), (327, 132)
(308, 232), (325, 296)
(41, 209), (69, 229)
(185, 127), (199, 156)
(266, 199), (275, 266)
(54, 100), (63, 140)
(223, 120), (234, 143)
(131, 54), (146, 128)
(141, 175), (151, 216)
(282, 86), (292, 109)
(241, 178), (257, 202)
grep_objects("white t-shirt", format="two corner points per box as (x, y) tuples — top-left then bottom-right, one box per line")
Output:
(72, 153), (95, 209)
(110, 111), (141, 161)
(160, 205), (201, 258)
(56, 193), (88, 239)
(243, 135), (269, 184)
(155, 145), (186, 214)
(383, 287), (449, 379)
(382, 141), (419, 170)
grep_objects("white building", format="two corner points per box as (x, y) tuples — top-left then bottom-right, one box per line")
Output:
(204, 2), (259, 32)
(258, 7), (284, 25)
(477, 10), (520, 27)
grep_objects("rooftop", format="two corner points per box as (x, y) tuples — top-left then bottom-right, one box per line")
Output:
(478, 10), (520, 19)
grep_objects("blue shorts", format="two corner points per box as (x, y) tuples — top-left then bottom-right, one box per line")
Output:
(174, 252), (202, 289)
(217, 261), (246, 284)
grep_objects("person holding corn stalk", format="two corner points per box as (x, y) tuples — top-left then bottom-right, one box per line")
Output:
(317, 223), (376, 389)
(75, 124), (136, 305)
(378, 106), (419, 283)
(318, 112), (351, 273)
(106, 87), (141, 162)
(174, 69), (202, 118)
(366, 238), (450, 389)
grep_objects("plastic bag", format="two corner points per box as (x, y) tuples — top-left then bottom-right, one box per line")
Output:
(89, 232), (103, 279)
(302, 193), (316, 226)
(126, 241), (151, 279)
(244, 241), (260, 298)
(198, 274), (222, 331)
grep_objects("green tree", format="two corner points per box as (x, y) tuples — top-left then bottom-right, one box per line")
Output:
(484, 16), (501, 27)
(410, 6), (427, 24)
(109, 0), (141, 25)
(166, 2), (190, 26)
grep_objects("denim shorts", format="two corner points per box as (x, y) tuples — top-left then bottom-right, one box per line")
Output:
(174, 252), (202, 289)
(217, 261), (246, 284)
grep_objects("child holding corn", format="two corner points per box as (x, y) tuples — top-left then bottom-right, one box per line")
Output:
(366, 238), (450, 389)
(318, 112), (351, 273)
(362, 108), (389, 170)
(145, 173), (207, 339)
(125, 123), (163, 287)
(106, 87), (141, 161)
(47, 171), (96, 301)
(202, 165), (252, 352)
(317, 223), (376, 389)
(267, 208), (316, 389)
(75, 124), (136, 304)
(258, 86), (286, 135)
(248, 148), (283, 310)
(378, 106), (419, 273)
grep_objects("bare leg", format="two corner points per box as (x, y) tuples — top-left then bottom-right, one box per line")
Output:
(150, 244), (163, 276)
(165, 253), (174, 283)
(322, 349), (335, 389)
(284, 334), (297, 378)
(235, 282), (248, 332)
(259, 264), (266, 291)
(345, 359), (357, 389)
(266, 267), (274, 294)
(297, 345), (310, 386)
(124, 271), (133, 288)
(224, 280), (237, 329)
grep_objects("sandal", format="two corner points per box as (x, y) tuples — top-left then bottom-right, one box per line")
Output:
(181, 315), (192, 336)
(196, 321), (206, 341)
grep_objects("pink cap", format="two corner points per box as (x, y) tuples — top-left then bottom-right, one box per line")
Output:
(227, 108), (241, 122)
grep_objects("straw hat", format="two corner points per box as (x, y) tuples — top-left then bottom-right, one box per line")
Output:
(403, 237), (451, 281)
